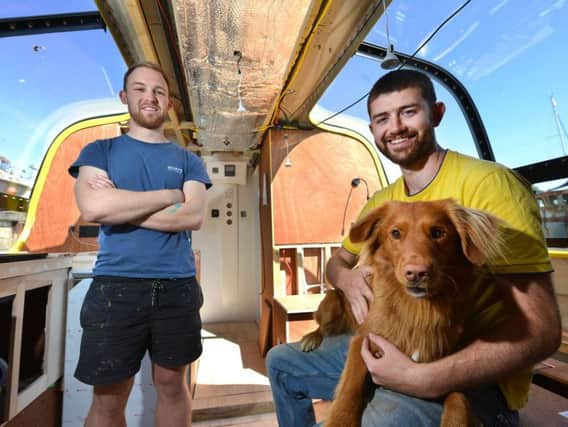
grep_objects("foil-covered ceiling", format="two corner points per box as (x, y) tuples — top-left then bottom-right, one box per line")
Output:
(95, 0), (384, 152)
(172, 0), (317, 151)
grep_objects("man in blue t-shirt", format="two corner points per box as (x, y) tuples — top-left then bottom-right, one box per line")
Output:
(69, 62), (211, 426)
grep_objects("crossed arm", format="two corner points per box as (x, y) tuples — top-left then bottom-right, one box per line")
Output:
(75, 165), (207, 232)
(326, 248), (562, 399)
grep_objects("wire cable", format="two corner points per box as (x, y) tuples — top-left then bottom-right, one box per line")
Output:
(315, 0), (472, 126)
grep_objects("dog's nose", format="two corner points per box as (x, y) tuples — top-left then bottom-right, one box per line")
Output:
(404, 265), (430, 282)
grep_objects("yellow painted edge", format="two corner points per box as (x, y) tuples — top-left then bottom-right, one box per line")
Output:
(313, 121), (388, 189)
(549, 249), (568, 259)
(10, 113), (130, 252)
(269, 0), (333, 127)
(267, 129), (282, 296)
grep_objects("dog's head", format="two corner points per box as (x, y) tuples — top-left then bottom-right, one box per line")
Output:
(349, 199), (504, 299)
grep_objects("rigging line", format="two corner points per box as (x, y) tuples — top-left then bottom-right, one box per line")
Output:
(401, 0), (471, 64)
(315, 0), (472, 126)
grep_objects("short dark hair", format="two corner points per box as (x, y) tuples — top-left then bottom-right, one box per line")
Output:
(123, 61), (170, 91)
(367, 69), (437, 116)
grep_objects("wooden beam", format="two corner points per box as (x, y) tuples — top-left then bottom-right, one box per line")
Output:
(123, 0), (158, 62)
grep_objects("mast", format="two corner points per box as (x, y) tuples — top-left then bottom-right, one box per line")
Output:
(551, 94), (568, 156)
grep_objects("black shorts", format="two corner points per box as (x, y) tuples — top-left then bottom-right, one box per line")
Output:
(75, 276), (203, 385)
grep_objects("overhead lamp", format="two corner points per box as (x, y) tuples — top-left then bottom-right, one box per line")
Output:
(234, 50), (248, 112)
(381, 0), (400, 70)
(284, 133), (292, 167)
(237, 98), (247, 113)
(382, 44), (400, 70)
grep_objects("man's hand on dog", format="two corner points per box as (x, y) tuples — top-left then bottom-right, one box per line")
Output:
(338, 265), (374, 324)
(362, 333), (431, 397)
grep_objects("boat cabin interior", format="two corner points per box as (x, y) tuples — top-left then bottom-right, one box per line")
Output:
(0, 0), (567, 425)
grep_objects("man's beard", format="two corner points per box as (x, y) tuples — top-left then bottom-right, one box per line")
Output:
(130, 109), (168, 130)
(378, 130), (437, 168)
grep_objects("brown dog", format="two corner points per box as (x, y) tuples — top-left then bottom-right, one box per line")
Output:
(301, 199), (504, 427)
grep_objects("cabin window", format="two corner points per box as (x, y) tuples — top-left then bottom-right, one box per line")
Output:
(312, 55), (477, 184)
(312, 0), (568, 250)
(535, 180), (568, 248)
(0, 5), (125, 252)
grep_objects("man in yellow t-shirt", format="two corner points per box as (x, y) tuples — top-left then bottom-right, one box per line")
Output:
(266, 69), (561, 427)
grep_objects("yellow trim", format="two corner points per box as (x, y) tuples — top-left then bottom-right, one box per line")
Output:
(270, 0), (334, 126)
(268, 128), (275, 250)
(10, 113), (130, 252)
(315, 121), (389, 188)
(549, 249), (568, 259)
(267, 129), (281, 296)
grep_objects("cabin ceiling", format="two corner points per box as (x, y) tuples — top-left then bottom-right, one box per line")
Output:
(95, 0), (385, 153)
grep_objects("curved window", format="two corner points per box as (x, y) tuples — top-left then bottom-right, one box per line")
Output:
(0, 2), (126, 250)
(314, 0), (568, 169)
(312, 0), (568, 247)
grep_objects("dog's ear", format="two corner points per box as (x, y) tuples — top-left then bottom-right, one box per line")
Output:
(444, 199), (505, 265)
(349, 204), (389, 243)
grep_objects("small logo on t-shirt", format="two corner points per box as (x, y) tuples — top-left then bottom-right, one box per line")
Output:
(168, 166), (183, 174)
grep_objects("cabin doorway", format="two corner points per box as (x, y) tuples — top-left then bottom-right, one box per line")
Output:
(193, 166), (261, 324)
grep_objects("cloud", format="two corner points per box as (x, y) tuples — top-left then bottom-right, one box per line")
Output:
(539, 0), (565, 17)
(466, 25), (553, 81)
(433, 21), (479, 62)
(489, 0), (509, 16)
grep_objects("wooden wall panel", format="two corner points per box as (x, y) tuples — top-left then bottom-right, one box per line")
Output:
(23, 124), (121, 253)
(552, 256), (568, 295)
(257, 133), (275, 354)
(271, 129), (381, 245)
(258, 128), (383, 353)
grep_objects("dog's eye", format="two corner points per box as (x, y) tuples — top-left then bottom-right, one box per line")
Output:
(390, 228), (401, 239)
(430, 227), (444, 239)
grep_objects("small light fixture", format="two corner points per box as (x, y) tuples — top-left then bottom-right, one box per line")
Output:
(234, 50), (247, 112)
(381, 45), (400, 70)
(380, 0), (400, 70)
(237, 98), (246, 113)
(284, 133), (292, 167)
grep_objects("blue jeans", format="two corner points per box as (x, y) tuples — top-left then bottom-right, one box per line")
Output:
(266, 334), (519, 427)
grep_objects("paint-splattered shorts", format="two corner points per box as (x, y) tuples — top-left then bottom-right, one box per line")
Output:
(75, 275), (203, 385)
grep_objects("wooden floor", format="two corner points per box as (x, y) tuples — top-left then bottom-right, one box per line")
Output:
(192, 322), (276, 426)
(191, 322), (329, 426)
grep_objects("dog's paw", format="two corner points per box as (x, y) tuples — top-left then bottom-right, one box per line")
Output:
(300, 330), (323, 352)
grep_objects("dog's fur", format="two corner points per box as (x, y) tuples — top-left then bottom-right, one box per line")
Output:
(301, 199), (504, 427)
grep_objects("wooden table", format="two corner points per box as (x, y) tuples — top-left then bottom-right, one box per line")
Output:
(272, 294), (325, 345)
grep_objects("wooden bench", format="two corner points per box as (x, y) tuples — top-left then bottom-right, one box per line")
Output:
(518, 357), (568, 425)
(532, 356), (568, 398)
(272, 294), (325, 345)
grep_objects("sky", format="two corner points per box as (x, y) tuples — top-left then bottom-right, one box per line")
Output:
(0, 0), (567, 190)
(317, 0), (568, 182)
(0, 0), (126, 179)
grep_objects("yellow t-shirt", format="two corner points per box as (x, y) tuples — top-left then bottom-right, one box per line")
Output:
(343, 150), (552, 410)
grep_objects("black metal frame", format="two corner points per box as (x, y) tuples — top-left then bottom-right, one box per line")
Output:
(0, 11), (105, 38)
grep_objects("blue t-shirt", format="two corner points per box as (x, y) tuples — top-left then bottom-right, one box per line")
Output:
(69, 134), (212, 278)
